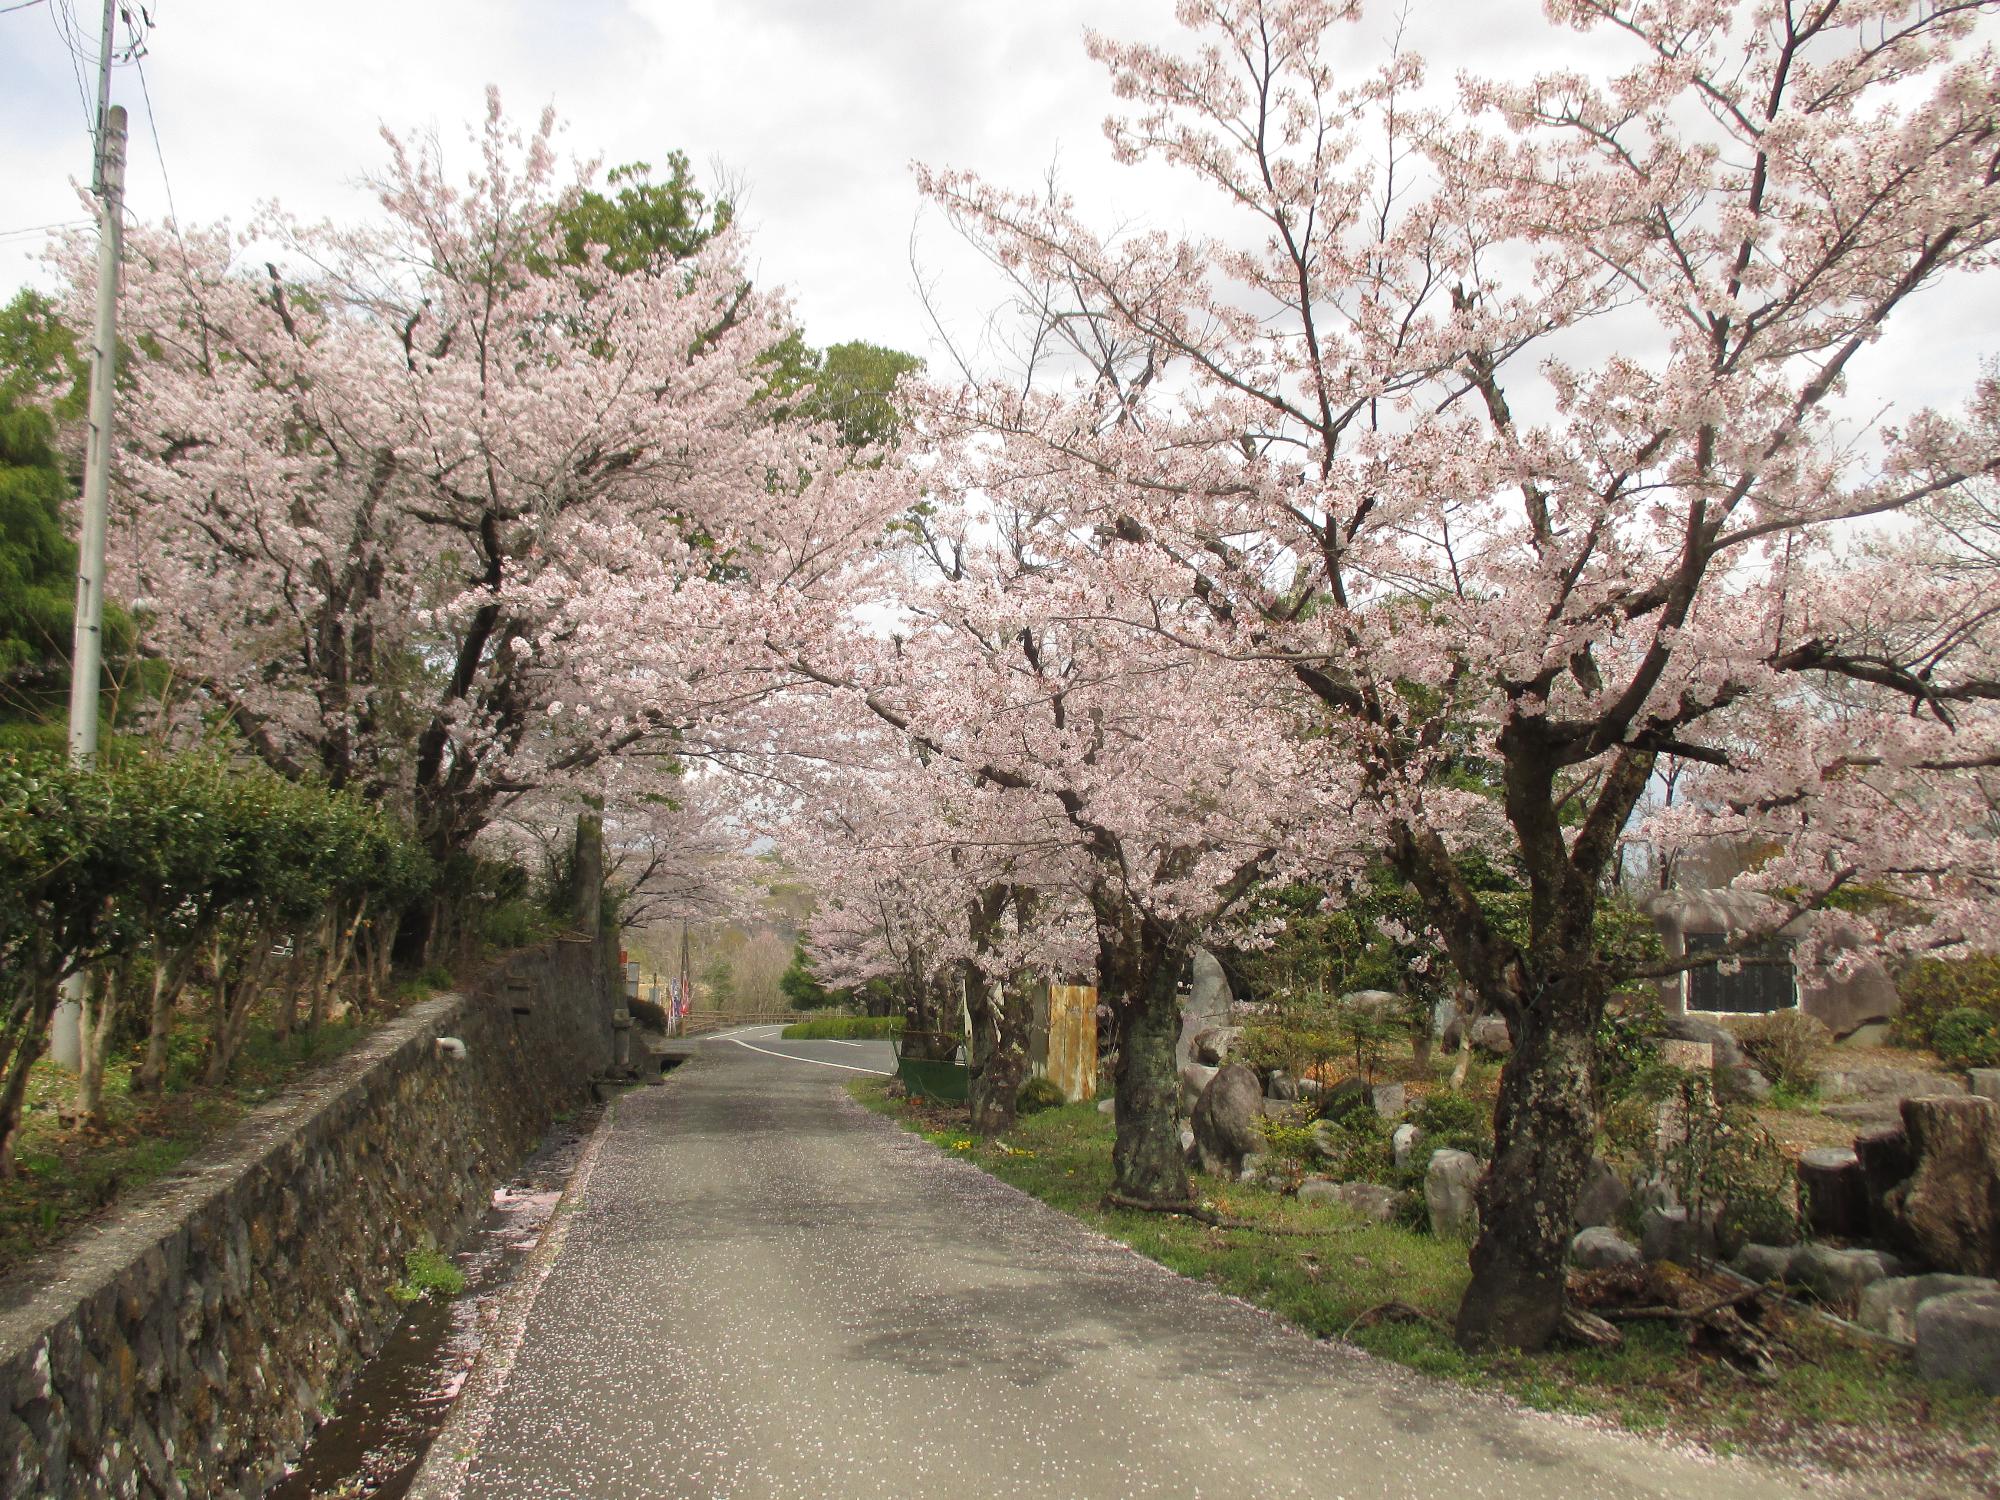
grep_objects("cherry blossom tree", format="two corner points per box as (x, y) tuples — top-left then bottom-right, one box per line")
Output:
(77, 93), (899, 944)
(782, 444), (1325, 1168)
(919, 0), (2000, 1349)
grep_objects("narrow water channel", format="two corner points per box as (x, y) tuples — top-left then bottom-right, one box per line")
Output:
(268, 1105), (605, 1500)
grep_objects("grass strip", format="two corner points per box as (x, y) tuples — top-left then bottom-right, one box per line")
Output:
(851, 1077), (2000, 1490)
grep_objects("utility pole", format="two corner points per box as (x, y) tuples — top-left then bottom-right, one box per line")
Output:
(52, 1), (128, 1070)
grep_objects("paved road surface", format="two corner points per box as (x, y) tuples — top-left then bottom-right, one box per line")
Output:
(428, 1029), (1835, 1500)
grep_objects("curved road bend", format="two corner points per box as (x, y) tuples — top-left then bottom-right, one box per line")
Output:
(434, 1028), (1831, 1500)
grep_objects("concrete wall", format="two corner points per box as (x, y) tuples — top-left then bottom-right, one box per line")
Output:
(0, 933), (615, 1498)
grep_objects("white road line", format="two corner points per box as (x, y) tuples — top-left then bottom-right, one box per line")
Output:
(725, 1033), (892, 1075)
(821, 1038), (868, 1048)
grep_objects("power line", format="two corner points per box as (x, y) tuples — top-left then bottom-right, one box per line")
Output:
(0, 1), (50, 17)
(46, 0), (95, 135)
(0, 218), (93, 241)
(127, 16), (178, 230)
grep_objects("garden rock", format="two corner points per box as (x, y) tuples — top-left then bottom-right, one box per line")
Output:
(1391, 1123), (1424, 1170)
(1299, 1179), (1401, 1222)
(1570, 1227), (1643, 1271)
(1573, 1156), (1629, 1231)
(1179, 1062), (1219, 1112)
(1640, 1206), (1713, 1265)
(1881, 1095), (2000, 1276)
(1176, 947), (1235, 1070)
(1266, 1069), (1300, 1102)
(1097, 1098), (1116, 1116)
(1425, 1149), (1482, 1240)
(1971, 1068), (2000, 1104)
(1733, 1243), (1799, 1282)
(1798, 1146), (1869, 1240)
(1370, 1082), (1406, 1119)
(1190, 1064), (1265, 1178)
(1469, 1016), (1512, 1056)
(1914, 1289), (2000, 1394)
(1822, 1064), (1966, 1104)
(1192, 1026), (1243, 1067)
(1857, 1274), (1998, 1343)
(1663, 1014), (1768, 1101)
(1790, 1243), (1905, 1310)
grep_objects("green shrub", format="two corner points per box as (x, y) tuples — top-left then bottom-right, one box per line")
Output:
(1734, 1010), (1830, 1094)
(1016, 1076), (1067, 1115)
(1929, 1006), (2000, 1069)
(1307, 1108), (1395, 1184)
(1602, 1064), (1799, 1258)
(1410, 1089), (1492, 1155)
(1893, 956), (2000, 1056)
(1257, 1115), (1321, 1161)
(1594, 992), (1666, 1104)
(779, 1015), (903, 1040)
(390, 1247), (466, 1303)
(479, 897), (554, 952)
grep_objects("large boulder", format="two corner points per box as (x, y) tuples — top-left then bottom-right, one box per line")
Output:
(1425, 1149), (1483, 1240)
(1790, 1243), (1906, 1312)
(1915, 1289), (2000, 1395)
(1663, 1014), (1769, 1101)
(1179, 1062), (1219, 1113)
(1370, 1082), (1407, 1119)
(1469, 1016), (1513, 1056)
(1881, 1096), (2000, 1275)
(1189, 1064), (1265, 1178)
(1191, 1026), (1242, 1067)
(1857, 1274), (1999, 1343)
(1175, 947), (1235, 1071)
(1299, 1179), (1402, 1222)
(1823, 1064), (1968, 1105)
(1733, 1242), (1799, 1283)
(1798, 1146), (1869, 1240)
(1391, 1123), (1425, 1170)
(1570, 1227), (1643, 1271)
(1640, 1206), (1713, 1265)
(1265, 1069), (1300, 1102)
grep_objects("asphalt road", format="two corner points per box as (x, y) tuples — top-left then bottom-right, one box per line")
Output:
(424, 1029), (1832, 1500)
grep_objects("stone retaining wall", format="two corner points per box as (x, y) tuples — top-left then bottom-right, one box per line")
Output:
(0, 933), (615, 1498)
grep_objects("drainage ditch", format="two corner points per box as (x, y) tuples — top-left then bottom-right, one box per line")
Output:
(267, 1103), (606, 1500)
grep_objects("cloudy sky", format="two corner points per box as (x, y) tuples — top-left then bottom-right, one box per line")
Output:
(2, 0), (1995, 415)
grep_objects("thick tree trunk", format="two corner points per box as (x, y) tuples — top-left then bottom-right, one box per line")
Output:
(1453, 967), (1603, 1351)
(1110, 956), (1190, 1203)
(969, 982), (1032, 1136)
(1093, 886), (1192, 1205)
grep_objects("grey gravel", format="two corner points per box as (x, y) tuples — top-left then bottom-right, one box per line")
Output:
(441, 1033), (1830, 1499)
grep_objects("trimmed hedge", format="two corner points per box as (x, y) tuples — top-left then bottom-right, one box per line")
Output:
(779, 1015), (903, 1040)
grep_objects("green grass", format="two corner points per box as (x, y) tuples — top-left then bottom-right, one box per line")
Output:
(852, 1078), (2000, 1483)
(390, 1246), (467, 1303)
(781, 1014), (903, 1040)
(0, 1016), (371, 1280)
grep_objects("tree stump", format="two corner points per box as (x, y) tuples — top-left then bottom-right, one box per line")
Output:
(1883, 1096), (2000, 1276)
(1798, 1146), (1868, 1240)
